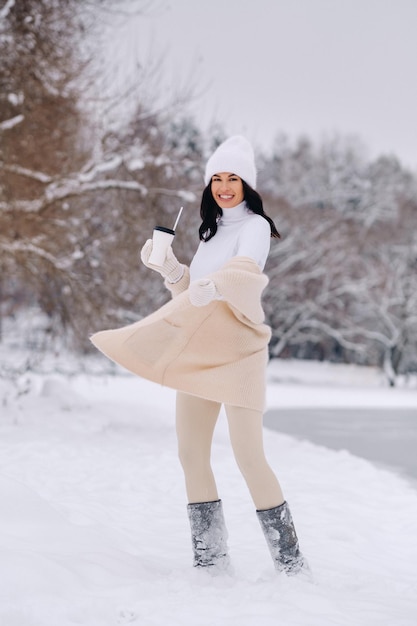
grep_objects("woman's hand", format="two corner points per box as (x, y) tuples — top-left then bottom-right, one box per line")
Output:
(140, 240), (184, 283)
(189, 279), (219, 307)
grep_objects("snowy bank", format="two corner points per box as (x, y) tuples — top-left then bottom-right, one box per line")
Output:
(0, 364), (416, 626)
(266, 359), (417, 408)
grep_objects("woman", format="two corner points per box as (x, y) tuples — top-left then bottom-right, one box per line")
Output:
(91, 136), (307, 575)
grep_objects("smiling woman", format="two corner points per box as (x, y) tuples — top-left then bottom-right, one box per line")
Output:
(93, 135), (308, 577)
(141, 135), (306, 574)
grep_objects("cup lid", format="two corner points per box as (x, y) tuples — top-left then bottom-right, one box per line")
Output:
(154, 226), (175, 235)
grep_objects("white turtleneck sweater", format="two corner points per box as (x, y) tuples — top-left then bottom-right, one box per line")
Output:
(189, 201), (271, 282)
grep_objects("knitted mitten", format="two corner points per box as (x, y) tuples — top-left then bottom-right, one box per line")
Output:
(140, 239), (184, 283)
(189, 279), (219, 307)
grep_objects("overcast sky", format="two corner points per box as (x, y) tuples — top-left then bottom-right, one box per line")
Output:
(108, 0), (417, 170)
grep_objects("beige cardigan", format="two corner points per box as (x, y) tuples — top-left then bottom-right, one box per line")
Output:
(90, 256), (271, 411)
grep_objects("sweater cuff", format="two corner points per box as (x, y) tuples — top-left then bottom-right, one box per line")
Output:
(164, 266), (190, 297)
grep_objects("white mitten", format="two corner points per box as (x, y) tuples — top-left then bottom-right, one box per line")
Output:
(140, 239), (184, 283)
(189, 279), (219, 307)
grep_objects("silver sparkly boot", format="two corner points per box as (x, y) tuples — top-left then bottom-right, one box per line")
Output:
(187, 499), (230, 569)
(256, 501), (307, 575)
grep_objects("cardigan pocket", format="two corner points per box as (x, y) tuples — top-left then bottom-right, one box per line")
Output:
(124, 318), (182, 368)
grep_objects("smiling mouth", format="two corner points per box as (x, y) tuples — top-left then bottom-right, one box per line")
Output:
(218, 194), (234, 200)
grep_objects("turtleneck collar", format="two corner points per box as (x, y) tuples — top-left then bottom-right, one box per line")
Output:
(219, 201), (250, 224)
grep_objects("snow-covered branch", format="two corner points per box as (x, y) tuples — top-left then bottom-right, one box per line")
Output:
(0, 240), (78, 275)
(0, 114), (24, 131)
(0, 177), (149, 214)
(147, 188), (196, 202)
(0, 0), (15, 20)
(0, 162), (53, 184)
(79, 156), (124, 181)
(45, 178), (148, 203)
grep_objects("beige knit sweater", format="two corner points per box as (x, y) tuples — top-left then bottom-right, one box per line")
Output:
(90, 256), (271, 411)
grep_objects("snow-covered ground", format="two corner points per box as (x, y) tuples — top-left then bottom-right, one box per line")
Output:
(0, 358), (416, 626)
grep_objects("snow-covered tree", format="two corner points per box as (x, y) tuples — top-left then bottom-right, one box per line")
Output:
(0, 1), (203, 349)
(0, 0), (93, 341)
(261, 136), (417, 382)
(259, 134), (415, 225)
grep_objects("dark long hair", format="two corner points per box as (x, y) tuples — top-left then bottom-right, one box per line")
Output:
(198, 179), (280, 242)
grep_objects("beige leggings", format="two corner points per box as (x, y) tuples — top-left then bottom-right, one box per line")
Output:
(175, 391), (284, 510)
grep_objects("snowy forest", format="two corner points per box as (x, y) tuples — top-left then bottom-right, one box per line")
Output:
(1, 0), (417, 386)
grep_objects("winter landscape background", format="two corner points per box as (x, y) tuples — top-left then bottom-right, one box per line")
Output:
(1, 1), (417, 624)
(1, 0), (417, 384)
(1, 345), (417, 626)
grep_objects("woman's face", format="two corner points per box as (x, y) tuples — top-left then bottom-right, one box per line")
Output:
(210, 172), (244, 209)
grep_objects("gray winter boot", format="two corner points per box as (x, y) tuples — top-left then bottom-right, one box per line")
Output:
(256, 501), (307, 575)
(187, 499), (230, 569)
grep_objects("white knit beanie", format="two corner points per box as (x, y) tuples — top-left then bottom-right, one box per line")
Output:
(204, 135), (257, 189)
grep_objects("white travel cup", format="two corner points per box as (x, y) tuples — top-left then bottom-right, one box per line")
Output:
(148, 226), (175, 266)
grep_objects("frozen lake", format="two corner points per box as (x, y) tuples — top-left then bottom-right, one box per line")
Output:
(264, 408), (417, 483)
